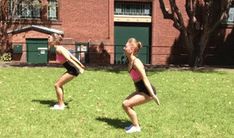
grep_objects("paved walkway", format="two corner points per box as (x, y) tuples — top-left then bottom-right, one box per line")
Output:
(0, 61), (12, 67)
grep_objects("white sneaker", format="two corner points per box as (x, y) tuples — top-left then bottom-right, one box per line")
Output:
(50, 104), (65, 110)
(125, 125), (141, 133)
(125, 125), (133, 130)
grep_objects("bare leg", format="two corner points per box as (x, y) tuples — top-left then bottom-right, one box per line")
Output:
(54, 73), (75, 106)
(122, 92), (153, 127)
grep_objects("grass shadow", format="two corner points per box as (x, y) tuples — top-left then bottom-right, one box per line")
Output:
(96, 117), (131, 129)
(32, 99), (70, 108)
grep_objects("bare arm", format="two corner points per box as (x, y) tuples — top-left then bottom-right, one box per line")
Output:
(70, 55), (85, 69)
(56, 46), (84, 73)
(134, 59), (160, 105)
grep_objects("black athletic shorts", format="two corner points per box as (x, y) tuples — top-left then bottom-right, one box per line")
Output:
(134, 80), (157, 96)
(63, 61), (80, 76)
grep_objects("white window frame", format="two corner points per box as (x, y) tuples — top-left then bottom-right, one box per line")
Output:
(227, 7), (234, 23)
(48, 0), (58, 20)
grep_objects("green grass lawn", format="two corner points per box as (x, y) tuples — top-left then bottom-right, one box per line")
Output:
(0, 67), (233, 138)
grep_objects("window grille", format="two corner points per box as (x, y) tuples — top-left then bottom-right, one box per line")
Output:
(114, 2), (151, 16)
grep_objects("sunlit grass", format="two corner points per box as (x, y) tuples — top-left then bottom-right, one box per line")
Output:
(0, 67), (233, 137)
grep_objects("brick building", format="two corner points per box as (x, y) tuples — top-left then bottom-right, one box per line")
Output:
(6, 0), (234, 65)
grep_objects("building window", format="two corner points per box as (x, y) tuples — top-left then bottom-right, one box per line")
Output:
(114, 2), (151, 16)
(9, 0), (41, 19)
(48, 0), (58, 20)
(223, 1), (234, 24)
(227, 7), (234, 23)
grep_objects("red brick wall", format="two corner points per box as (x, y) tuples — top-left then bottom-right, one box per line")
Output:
(60, 0), (114, 64)
(9, 0), (194, 65)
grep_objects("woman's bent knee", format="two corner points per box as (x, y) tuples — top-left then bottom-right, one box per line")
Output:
(122, 100), (130, 109)
(54, 83), (62, 89)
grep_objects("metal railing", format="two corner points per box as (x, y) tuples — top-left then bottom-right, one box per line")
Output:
(4, 42), (234, 65)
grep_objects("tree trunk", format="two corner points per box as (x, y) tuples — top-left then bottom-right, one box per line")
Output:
(182, 31), (196, 67)
(194, 31), (209, 67)
(0, 21), (10, 54)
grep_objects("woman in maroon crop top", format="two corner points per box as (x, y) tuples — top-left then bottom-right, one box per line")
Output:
(122, 38), (160, 133)
(48, 33), (85, 110)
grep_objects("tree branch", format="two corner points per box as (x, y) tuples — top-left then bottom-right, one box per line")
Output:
(169, 0), (186, 31)
(158, 0), (174, 19)
(186, 0), (193, 18)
